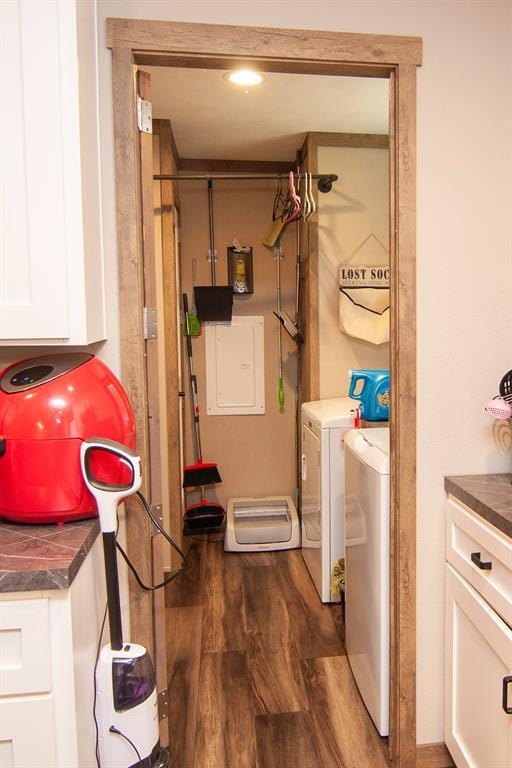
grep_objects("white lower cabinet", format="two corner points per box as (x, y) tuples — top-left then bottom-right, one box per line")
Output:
(0, 538), (106, 767)
(445, 497), (512, 768)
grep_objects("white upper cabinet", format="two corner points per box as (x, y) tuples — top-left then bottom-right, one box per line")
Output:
(0, 0), (105, 345)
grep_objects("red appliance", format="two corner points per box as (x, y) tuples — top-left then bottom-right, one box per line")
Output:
(0, 353), (136, 524)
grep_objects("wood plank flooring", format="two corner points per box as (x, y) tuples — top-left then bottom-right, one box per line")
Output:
(165, 541), (389, 768)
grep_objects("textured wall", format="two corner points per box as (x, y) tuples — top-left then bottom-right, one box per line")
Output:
(317, 145), (390, 399)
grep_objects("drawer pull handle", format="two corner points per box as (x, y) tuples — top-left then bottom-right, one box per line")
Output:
(502, 676), (512, 714)
(470, 551), (492, 570)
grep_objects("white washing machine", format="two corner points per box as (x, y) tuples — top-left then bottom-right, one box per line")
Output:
(300, 398), (359, 603)
(344, 427), (390, 737)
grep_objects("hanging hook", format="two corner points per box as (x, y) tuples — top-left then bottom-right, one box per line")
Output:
(317, 175), (335, 193)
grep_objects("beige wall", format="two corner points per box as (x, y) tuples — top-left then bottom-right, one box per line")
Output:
(97, 0), (512, 745)
(317, 145), (390, 398)
(180, 180), (298, 510)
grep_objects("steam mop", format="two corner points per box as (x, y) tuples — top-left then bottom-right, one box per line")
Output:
(80, 437), (169, 768)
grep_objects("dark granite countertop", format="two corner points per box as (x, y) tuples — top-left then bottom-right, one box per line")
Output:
(0, 518), (100, 593)
(445, 473), (512, 539)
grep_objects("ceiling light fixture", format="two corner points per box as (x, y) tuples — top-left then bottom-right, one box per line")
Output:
(224, 70), (263, 86)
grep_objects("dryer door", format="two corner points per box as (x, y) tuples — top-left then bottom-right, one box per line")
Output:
(301, 423), (322, 596)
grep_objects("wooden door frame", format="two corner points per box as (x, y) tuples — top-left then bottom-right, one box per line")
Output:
(108, 18), (421, 768)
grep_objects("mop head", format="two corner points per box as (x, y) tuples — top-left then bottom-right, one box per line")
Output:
(183, 461), (222, 488)
(273, 310), (304, 346)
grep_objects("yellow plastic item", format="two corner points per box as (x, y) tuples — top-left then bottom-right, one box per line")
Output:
(262, 218), (287, 249)
(330, 557), (345, 598)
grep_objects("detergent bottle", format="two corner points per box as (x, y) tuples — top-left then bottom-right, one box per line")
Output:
(348, 369), (390, 422)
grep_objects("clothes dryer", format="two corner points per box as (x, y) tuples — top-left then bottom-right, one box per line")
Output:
(300, 398), (359, 602)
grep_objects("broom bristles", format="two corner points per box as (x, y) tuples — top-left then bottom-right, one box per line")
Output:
(183, 462), (222, 488)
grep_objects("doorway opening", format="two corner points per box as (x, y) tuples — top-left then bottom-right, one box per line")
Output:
(108, 18), (420, 768)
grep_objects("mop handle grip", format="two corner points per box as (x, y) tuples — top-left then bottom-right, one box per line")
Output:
(279, 377), (284, 409)
(190, 375), (200, 420)
(80, 438), (142, 533)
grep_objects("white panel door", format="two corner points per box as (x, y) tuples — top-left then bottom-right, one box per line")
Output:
(445, 564), (512, 768)
(301, 423), (322, 593)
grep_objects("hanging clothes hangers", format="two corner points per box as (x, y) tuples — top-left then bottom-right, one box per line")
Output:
(272, 176), (287, 222)
(302, 171), (312, 222)
(308, 172), (316, 218)
(283, 171), (301, 224)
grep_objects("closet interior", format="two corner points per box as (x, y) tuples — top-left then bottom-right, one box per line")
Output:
(149, 63), (392, 764)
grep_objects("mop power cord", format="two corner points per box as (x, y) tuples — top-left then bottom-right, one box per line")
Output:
(116, 490), (189, 591)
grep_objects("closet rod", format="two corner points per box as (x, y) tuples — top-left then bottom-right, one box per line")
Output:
(153, 172), (338, 192)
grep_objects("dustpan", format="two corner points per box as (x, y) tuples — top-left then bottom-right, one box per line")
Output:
(183, 498), (226, 534)
(195, 179), (233, 322)
(194, 286), (233, 322)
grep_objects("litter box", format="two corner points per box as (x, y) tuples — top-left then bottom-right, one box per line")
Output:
(224, 495), (300, 552)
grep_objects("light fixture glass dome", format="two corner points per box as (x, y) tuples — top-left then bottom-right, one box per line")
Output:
(225, 70), (263, 86)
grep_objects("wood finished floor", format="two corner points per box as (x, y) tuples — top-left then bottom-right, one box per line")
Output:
(165, 538), (389, 768)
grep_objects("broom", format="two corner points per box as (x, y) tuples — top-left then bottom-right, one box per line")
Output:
(182, 293), (222, 489)
(182, 293), (225, 532)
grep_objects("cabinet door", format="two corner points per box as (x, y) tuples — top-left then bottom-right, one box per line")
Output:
(445, 564), (512, 768)
(0, 598), (51, 695)
(0, 0), (105, 344)
(0, 696), (56, 768)
(1, 0), (71, 339)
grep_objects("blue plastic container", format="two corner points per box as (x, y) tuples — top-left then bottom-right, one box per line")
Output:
(348, 369), (390, 422)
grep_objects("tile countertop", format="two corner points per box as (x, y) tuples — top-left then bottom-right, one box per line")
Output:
(445, 473), (512, 539)
(0, 518), (100, 593)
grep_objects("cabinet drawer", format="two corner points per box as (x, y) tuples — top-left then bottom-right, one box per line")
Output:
(447, 497), (512, 626)
(0, 599), (51, 695)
